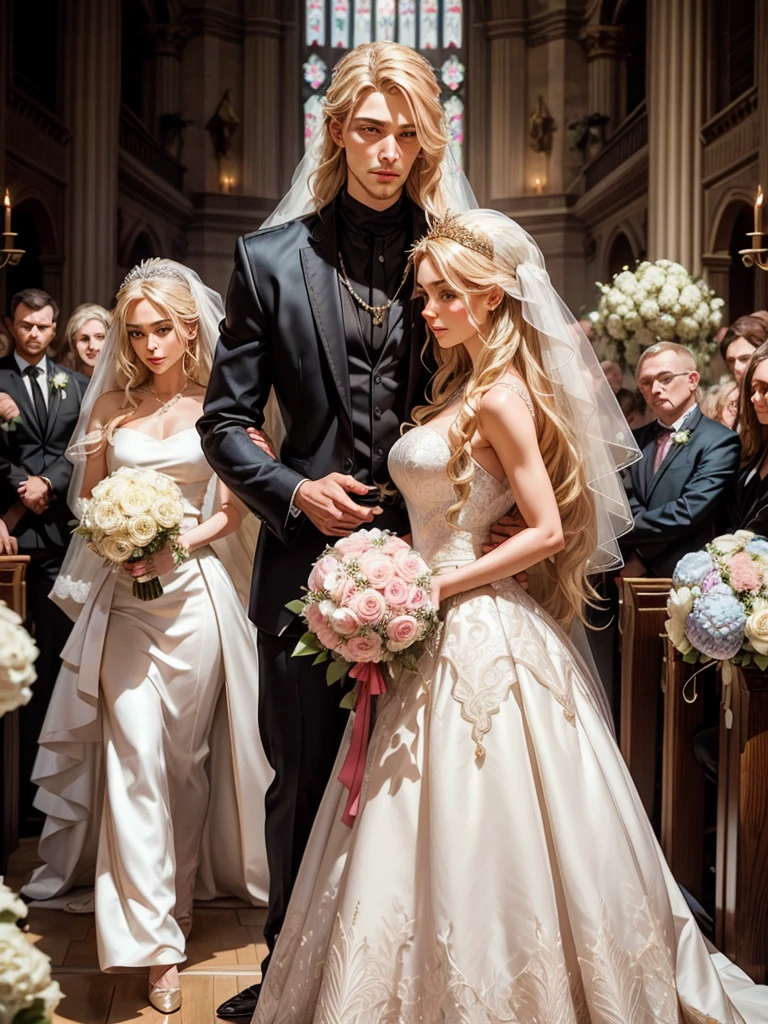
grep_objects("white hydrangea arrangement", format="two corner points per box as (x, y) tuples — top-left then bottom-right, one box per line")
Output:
(0, 607), (60, 1023)
(0, 881), (62, 1023)
(591, 260), (725, 376)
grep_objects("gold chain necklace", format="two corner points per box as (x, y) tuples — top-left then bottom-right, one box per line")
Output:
(337, 254), (411, 327)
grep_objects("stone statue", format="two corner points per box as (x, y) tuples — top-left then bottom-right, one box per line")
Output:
(529, 96), (557, 155)
(205, 90), (240, 160)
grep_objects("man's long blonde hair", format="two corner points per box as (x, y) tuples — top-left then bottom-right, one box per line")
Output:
(311, 42), (448, 217)
(410, 232), (599, 625)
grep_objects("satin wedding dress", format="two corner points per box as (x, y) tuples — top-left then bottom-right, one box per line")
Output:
(23, 426), (272, 971)
(253, 401), (768, 1023)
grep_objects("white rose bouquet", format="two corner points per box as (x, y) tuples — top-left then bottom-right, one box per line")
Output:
(0, 603), (38, 717)
(74, 466), (186, 601)
(591, 259), (725, 377)
(0, 880), (62, 1024)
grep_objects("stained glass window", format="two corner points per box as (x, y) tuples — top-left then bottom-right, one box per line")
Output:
(303, 0), (467, 161)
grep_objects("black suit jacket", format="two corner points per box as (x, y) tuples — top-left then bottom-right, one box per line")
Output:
(198, 203), (430, 634)
(0, 355), (89, 553)
(621, 406), (741, 578)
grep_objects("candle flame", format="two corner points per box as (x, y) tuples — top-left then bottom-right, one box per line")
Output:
(3, 190), (9, 208)
(757, 186), (764, 208)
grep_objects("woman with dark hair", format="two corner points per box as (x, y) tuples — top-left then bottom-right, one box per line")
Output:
(726, 341), (768, 533)
(720, 314), (768, 383)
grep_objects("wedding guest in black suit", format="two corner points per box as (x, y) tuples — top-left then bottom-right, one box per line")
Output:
(620, 342), (740, 581)
(0, 288), (89, 833)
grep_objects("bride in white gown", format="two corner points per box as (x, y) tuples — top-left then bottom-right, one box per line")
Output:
(251, 212), (768, 1023)
(22, 260), (273, 1012)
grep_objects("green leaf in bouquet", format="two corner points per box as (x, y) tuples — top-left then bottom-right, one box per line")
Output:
(12, 999), (49, 1024)
(326, 660), (348, 686)
(740, 653), (753, 666)
(682, 648), (700, 664)
(339, 689), (358, 711)
(285, 599), (306, 615)
(312, 651), (329, 665)
(0, 909), (19, 923)
(753, 653), (768, 672)
(292, 631), (322, 657)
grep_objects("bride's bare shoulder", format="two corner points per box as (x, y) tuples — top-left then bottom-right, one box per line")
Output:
(478, 375), (535, 422)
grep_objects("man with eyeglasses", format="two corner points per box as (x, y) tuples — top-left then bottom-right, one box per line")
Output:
(0, 288), (89, 835)
(620, 341), (740, 581)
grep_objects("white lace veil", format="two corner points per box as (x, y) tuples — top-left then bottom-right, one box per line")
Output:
(261, 118), (477, 229)
(52, 259), (259, 618)
(429, 210), (641, 574)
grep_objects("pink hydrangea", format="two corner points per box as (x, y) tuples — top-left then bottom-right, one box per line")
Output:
(345, 632), (383, 662)
(351, 588), (388, 625)
(727, 552), (762, 593)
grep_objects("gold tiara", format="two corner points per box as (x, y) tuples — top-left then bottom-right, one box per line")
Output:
(424, 214), (494, 260)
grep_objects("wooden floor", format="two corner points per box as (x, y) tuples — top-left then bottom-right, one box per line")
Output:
(6, 840), (267, 1023)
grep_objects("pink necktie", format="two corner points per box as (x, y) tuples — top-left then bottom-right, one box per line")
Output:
(653, 428), (673, 473)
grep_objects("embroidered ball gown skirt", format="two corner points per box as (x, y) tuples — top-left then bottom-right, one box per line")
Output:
(252, 425), (768, 1024)
(23, 427), (272, 970)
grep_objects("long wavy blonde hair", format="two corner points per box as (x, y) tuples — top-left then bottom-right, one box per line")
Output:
(103, 276), (211, 437)
(311, 42), (448, 218)
(410, 230), (599, 625)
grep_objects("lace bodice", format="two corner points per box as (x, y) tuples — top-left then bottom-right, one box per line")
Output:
(107, 426), (213, 520)
(389, 426), (514, 572)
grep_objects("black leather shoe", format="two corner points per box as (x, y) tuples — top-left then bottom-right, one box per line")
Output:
(216, 984), (262, 1020)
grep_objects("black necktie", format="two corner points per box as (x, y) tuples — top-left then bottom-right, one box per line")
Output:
(23, 365), (48, 432)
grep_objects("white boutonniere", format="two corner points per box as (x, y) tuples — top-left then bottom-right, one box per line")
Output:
(48, 372), (68, 400)
(671, 428), (691, 446)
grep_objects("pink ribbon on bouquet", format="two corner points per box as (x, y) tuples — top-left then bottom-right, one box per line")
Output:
(338, 661), (387, 828)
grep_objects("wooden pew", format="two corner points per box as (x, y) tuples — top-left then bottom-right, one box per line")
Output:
(716, 663), (768, 983)
(661, 643), (708, 905)
(619, 577), (671, 824)
(0, 554), (31, 874)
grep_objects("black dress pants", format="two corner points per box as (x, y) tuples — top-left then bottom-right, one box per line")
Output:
(18, 551), (72, 834)
(257, 619), (351, 975)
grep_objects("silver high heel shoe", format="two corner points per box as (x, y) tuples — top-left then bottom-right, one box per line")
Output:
(148, 974), (182, 1013)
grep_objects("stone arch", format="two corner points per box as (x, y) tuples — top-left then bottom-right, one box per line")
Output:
(602, 224), (641, 281)
(709, 193), (755, 254)
(120, 223), (164, 270)
(706, 194), (756, 322)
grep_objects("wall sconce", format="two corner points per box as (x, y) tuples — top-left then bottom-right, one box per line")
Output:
(534, 177), (544, 195)
(1, 190), (25, 271)
(739, 185), (768, 271)
(219, 175), (236, 194)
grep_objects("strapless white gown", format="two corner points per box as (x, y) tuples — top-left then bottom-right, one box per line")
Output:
(22, 427), (272, 971)
(252, 424), (768, 1024)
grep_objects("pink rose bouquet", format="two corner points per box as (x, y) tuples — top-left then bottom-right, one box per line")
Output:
(287, 527), (440, 826)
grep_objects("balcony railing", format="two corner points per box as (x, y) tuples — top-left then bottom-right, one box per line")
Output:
(119, 106), (185, 193)
(584, 102), (648, 192)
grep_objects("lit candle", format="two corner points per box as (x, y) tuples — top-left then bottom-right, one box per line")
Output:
(3, 190), (10, 236)
(755, 185), (763, 235)
(534, 177), (543, 195)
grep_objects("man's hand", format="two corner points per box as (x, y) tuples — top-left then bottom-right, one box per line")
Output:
(617, 552), (646, 583)
(294, 474), (382, 537)
(0, 393), (20, 422)
(18, 476), (50, 514)
(246, 427), (276, 460)
(0, 518), (18, 555)
(482, 509), (529, 590)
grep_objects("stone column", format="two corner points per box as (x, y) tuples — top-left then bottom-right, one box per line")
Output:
(242, 0), (284, 200)
(151, 25), (185, 141)
(0, 0), (9, 315)
(485, 7), (526, 201)
(756, 0), (768, 311)
(647, 0), (704, 272)
(581, 25), (625, 136)
(64, 0), (120, 307)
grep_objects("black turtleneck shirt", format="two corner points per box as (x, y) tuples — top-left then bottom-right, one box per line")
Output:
(334, 187), (416, 485)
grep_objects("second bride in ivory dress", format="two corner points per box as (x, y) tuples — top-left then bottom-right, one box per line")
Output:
(252, 212), (768, 1023)
(22, 261), (273, 1013)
